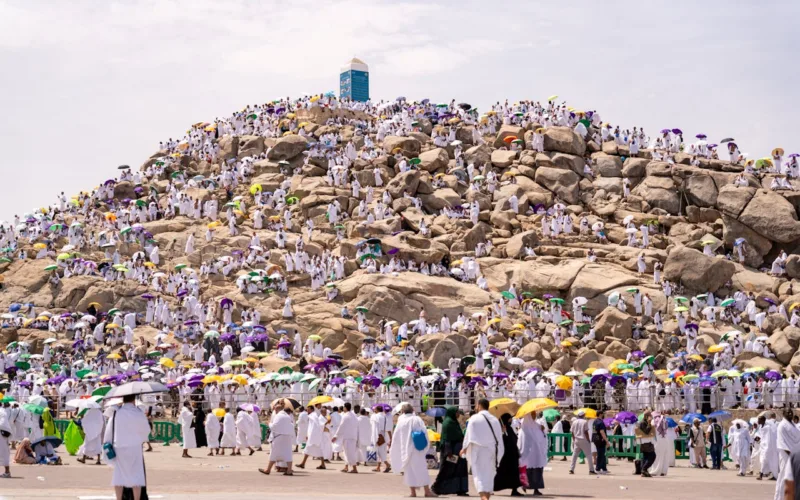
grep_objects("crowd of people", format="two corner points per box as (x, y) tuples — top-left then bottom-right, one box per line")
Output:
(0, 89), (797, 499)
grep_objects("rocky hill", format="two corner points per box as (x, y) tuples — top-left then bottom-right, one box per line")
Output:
(1, 97), (797, 377)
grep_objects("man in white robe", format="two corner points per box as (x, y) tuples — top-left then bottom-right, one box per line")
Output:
(390, 403), (434, 497)
(220, 405), (237, 454)
(0, 407), (11, 478)
(295, 406), (309, 452)
(370, 405), (392, 472)
(332, 402), (359, 473)
(235, 409), (254, 455)
(77, 407), (104, 464)
(297, 406), (330, 469)
(205, 410), (221, 456)
(179, 402), (197, 458)
(103, 395), (151, 500)
(357, 407), (372, 464)
(260, 406), (295, 476)
(775, 411), (800, 500)
(462, 399), (505, 500)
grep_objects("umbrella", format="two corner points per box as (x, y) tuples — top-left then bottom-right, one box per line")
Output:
(488, 398), (520, 419)
(32, 435), (62, 448)
(426, 407), (447, 418)
(66, 398), (101, 410)
(238, 403), (260, 412)
(708, 410), (732, 421)
(27, 395), (49, 407)
(105, 381), (168, 398)
(574, 408), (598, 419)
(515, 398), (558, 418)
(615, 411), (638, 424)
(272, 398), (301, 410)
(308, 395), (333, 406)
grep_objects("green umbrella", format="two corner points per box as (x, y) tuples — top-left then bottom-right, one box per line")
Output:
(580, 377), (591, 384)
(108, 308), (120, 316)
(500, 291), (516, 300)
(0, 257), (11, 263)
(625, 287), (639, 293)
(720, 298), (735, 307)
(674, 296), (689, 303)
(549, 298), (565, 304)
(542, 408), (561, 422)
(135, 199), (146, 207)
(355, 306), (369, 313)
(409, 158), (421, 165)
(462, 355), (476, 364)
(383, 376), (403, 386)
(50, 364), (61, 371)
(23, 403), (44, 415)
(579, 118), (591, 128)
(147, 350), (162, 357)
(521, 292), (534, 298)
(175, 263), (188, 270)
(359, 254), (377, 261)
(1, 395), (16, 403)
(76, 369), (97, 379)
(204, 331), (220, 339)
(18, 354), (30, 361)
(642, 355), (655, 365)
(559, 319), (573, 326)
(171, 171), (184, 178)
(92, 386), (112, 397)
(120, 226), (132, 235)
(15, 361), (30, 370)
(228, 360), (246, 366)
(44, 265), (58, 271)
(286, 196), (299, 205)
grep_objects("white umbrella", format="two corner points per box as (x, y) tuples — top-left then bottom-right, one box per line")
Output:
(450, 140), (463, 147)
(623, 215), (634, 225)
(565, 370), (582, 377)
(322, 397), (345, 408)
(241, 346), (256, 354)
(392, 401), (413, 415)
(80, 315), (97, 323)
(27, 395), (48, 407)
(625, 227), (638, 234)
(105, 381), (168, 398)
(508, 357), (524, 365)
(607, 292), (620, 306)
(573, 297), (588, 306)
(66, 398), (101, 410)
(591, 222), (604, 231)
(592, 369), (609, 376)
(43, 338), (57, 344)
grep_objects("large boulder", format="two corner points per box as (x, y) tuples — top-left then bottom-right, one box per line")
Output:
(622, 158), (649, 178)
(574, 350), (615, 372)
(663, 246), (735, 292)
(418, 148), (449, 173)
(505, 230), (538, 259)
(493, 125), (525, 148)
(420, 188), (461, 211)
(738, 190), (800, 243)
(386, 170), (420, 198)
(768, 330), (794, 365)
(266, 135), (309, 161)
(631, 176), (680, 214)
(543, 127), (586, 156)
(684, 173), (718, 208)
(429, 338), (462, 368)
(383, 136), (421, 157)
(594, 154), (623, 178)
(594, 307), (634, 341)
(604, 340), (631, 360)
(534, 167), (580, 204)
(464, 145), (491, 166)
(716, 185), (756, 218)
(491, 150), (517, 168)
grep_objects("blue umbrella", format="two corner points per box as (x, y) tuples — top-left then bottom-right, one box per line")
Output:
(396, 96), (406, 101)
(708, 410), (732, 421)
(426, 407), (447, 418)
(681, 413), (707, 424)
(324, 91), (335, 97)
(666, 417), (678, 428)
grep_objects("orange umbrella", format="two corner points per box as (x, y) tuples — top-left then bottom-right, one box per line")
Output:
(503, 136), (517, 144)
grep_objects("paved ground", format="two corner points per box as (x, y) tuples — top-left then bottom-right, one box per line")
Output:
(0, 445), (774, 500)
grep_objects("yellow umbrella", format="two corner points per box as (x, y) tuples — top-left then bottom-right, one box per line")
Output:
(654, 369), (668, 376)
(298, 121), (309, 127)
(107, 353), (122, 360)
(489, 398), (520, 418)
(159, 357), (176, 369)
(286, 113), (296, 119)
(688, 354), (704, 361)
(282, 131), (294, 136)
(244, 357), (258, 363)
(547, 95), (558, 101)
(508, 330), (523, 337)
(309, 395), (333, 406)
(212, 408), (226, 418)
(309, 96), (320, 103)
(249, 184), (262, 195)
(308, 335), (322, 342)
(204, 125), (216, 132)
(708, 344), (724, 353)
(790, 303), (800, 312)
(105, 323), (119, 329)
(33, 243), (47, 250)
(560, 340), (573, 347)
(207, 221), (221, 229)
(575, 408), (597, 419)
(487, 318), (501, 326)
(512, 323), (526, 329)
(773, 147), (785, 157)
(428, 429), (441, 442)
(584, 367), (596, 375)
(555, 376), (572, 390)
(515, 398), (558, 419)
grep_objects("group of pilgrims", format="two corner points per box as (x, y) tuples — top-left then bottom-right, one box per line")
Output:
(0, 90), (798, 498)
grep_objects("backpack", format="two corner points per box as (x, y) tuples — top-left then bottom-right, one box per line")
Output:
(411, 429), (428, 451)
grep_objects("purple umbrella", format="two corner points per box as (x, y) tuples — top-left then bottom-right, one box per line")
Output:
(489, 348), (503, 356)
(167, 382), (180, 389)
(373, 403), (392, 412)
(615, 411), (638, 424)
(660, 129), (670, 134)
(252, 325), (266, 331)
(141, 360), (156, 366)
(176, 289), (188, 297)
(220, 333), (235, 341)
(468, 376), (487, 387)
(672, 128), (683, 135)
(789, 153), (800, 158)
(763, 297), (777, 305)
(329, 377), (346, 386)
(187, 380), (203, 388)
(362, 376), (381, 387)
(699, 380), (716, 388)
(696, 134), (707, 139)
(492, 373), (509, 379)
(590, 374), (608, 385)
(609, 375), (625, 386)
(631, 350), (644, 358)
(220, 298), (233, 308)
(388, 248), (399, 255)
(765, 371), (782, 381)
(603, 418), (615, 428)
(142, 293), (154, 299)
(60, 312), (72, 318)
(18, 381), (32, 388)
(185, 320), (198, 325)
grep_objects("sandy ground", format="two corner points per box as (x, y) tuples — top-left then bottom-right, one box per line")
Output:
(0, 444), (774, 500)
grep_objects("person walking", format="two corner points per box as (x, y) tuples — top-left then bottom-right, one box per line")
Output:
(432, 407), (468, 496)
(636, 411), (656, 477)
(688, 418), (708, 469)
(592, 409), (610, 474)
(707, 417), (725, 470)
(463, 399), (505, 500)
(569, 411), (595, 475)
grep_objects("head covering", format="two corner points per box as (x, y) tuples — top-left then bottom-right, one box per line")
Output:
(652, 412), (667, 438)
(440, 406), (463, 443)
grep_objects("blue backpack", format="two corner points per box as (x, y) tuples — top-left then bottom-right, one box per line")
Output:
(411, 429), (428, 451)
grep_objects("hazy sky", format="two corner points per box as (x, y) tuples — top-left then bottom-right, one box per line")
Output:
(1, 0), (798, 219)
